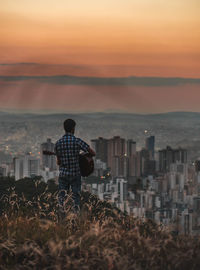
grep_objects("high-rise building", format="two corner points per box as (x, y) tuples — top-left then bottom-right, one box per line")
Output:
(195, 160), (200, 172)
(159, 146), (187, 173)
(144, 160), (156, 176)
(91, 137), (108, 164)
(112, 155), (129, 177)
(139, 148), (150, 176)
(135, 148), (156, 177)
(0, 165), (8, 177)
(107, 136), (126, 169)
(136, 151), (141, 177)
(40, 138), (57, 170)
(128, 155), (137, 177)
(116, 178), (128, 202)
(14, 157), (24, 180)
(126, 140), (136, 157)
(14, 154), (40, 180)
(145, 136), (155, 160)
(24, 155), (40, 178)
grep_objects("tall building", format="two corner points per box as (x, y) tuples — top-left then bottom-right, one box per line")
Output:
(14, 157), (24, 180)
(0, 164), (9, 177)
(14, 154), (40, 180)
(23, 154), (40, 178)
(116, 178), (128, 202)
(91, 137), (108, 164)
(139, 148), (150, 176)
(112, 155), (129, 177)
(135, 151), (142, 177)
(159, 146), (187, 173)
(135, 148), (156, 177)
(145, 136), (155, 159)
(195, 160), (200, 172)
(128, 155), (137, 177)
(40, 138), (57, 170)
(127, 140), (136, 157)
(107, 136), (126, 169)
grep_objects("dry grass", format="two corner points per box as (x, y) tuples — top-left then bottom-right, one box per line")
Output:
(0, 182), (200, 270)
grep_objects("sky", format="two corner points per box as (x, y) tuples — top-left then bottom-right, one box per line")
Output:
(0, 0), (200, 113)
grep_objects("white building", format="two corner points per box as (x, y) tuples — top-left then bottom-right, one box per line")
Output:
(40, 167), (59, 182)
(14, 154), (40, 180)
(116, 177), (128, 202)
(93, 159), (107, 177)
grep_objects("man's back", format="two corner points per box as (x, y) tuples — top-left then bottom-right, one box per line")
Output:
(55, 132), (89, 177)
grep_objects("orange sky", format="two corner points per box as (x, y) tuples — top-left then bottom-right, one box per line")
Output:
(0, 0), (200, 113)
(1, 0), (200, 77)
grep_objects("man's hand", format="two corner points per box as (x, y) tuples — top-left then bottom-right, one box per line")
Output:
(57, 157), (61, 166)
(88, 147), (96, 157)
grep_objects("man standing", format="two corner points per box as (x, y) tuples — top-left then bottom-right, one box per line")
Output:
(54, 119), (95, 216)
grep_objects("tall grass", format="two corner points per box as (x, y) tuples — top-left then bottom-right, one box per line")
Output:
(0, 181), (200, 269)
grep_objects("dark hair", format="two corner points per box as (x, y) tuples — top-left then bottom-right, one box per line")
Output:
(63, 119), (76, 132)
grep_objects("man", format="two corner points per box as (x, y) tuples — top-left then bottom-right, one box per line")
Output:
(54, 119), (95, 216)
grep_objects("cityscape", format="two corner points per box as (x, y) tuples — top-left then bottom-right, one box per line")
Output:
(1, 131), (200, 236)
(1, 0), (199, 268)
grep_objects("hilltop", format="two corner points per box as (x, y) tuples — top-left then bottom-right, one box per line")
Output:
(0, 177), (200, 269)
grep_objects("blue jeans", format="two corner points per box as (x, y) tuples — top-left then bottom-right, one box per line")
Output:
(58, 175), (81, 214)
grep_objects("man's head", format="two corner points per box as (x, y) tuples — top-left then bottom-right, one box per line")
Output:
(63, 119), (76, 134)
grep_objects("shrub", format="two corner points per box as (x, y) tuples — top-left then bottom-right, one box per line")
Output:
(0, 179), (200, 269)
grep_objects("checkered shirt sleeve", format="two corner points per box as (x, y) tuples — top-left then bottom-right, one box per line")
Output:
(76, 138), (89, 152)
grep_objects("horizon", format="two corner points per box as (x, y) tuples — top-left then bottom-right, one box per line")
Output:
(1, 108), (200, 116)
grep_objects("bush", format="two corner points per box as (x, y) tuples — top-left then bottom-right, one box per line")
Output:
(0, 179), (200, 269)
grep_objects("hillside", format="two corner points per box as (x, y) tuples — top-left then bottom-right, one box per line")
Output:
(0, 177), (200, 269)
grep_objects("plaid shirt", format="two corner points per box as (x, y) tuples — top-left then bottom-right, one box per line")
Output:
(54, 133), (89, 177)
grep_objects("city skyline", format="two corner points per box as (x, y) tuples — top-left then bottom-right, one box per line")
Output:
(1, 132), (199, 235)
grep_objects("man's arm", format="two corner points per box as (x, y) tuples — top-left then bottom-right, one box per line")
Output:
(54, 143), (61, 166)
(56, 156), (61, 166)
(77, 138), (96, 156)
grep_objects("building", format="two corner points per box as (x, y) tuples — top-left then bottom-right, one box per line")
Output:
(40, 138), (57, 171)
(127, 139), (136, 157)
(195, 160), (200, 172)
(14, 157), (24, 180)
(14, 154), (40, 180)
(107, 136), (126, 169)
(112, 155), (129, 177)
(145, 136), (155, 159)
(41, 167), (59, 182)
(116, 177), (128, 202)
(139, 148), (152, 176)
(128, 155), (137, 177)
(93, 159), (107, 177)
(0, 164), (9, 177)
(91, 137), (108, 164)
(159, 146), (187, 173)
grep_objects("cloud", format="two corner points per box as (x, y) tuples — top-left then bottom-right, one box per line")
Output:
(0, 63), (39, 66)
(0, 75), (200, 87)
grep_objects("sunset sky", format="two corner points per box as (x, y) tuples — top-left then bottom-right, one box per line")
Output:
(0, 0), (200, 113)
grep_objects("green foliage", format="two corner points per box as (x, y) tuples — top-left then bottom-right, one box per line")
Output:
(0, 177), (200, 269)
